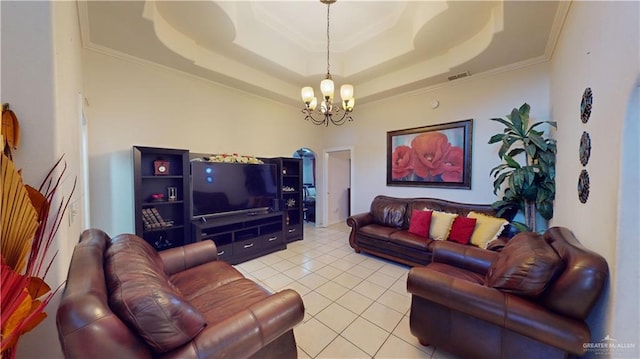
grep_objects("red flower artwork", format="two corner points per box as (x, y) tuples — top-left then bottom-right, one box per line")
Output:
(411, 132), (452, 179)
(440, 146), (463, 182)
(391, 145), (414, 179)
(390, 131), (464, 182)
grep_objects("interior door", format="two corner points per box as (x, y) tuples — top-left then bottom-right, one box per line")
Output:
(327, 150), (351, 225)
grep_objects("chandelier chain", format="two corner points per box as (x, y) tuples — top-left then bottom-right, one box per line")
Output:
(326, 3), (331, 76)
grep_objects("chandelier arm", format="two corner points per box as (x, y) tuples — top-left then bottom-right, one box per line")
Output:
(330, 110), (353, 126)
(302, 108), (327, 126)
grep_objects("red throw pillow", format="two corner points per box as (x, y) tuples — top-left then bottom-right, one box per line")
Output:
(408, 210), (433, 237)
(447, 216), (477, 244)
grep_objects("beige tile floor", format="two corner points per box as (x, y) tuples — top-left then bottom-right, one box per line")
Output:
(234, 222), (462, 359)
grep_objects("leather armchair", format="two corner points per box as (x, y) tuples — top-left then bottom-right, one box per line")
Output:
(407, 227), (608, 359)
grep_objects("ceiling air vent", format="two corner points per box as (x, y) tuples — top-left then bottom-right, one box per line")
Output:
(448, 71), (471, 81)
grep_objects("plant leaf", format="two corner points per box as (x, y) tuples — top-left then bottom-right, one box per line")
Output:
(528, 132), (548, 151)
(510, 108), (525, 137)
(488, 133), (506, 144)
(1, 154), (39, 273)
(507, 148), (525, 158)
(519, 103), (530, 131)
(27, 277), (51, 299)
(511, 221), (531, 233)
(530, 121), (557, 131)
(490, 117), (517, 134)
(504, 155), (521, 169)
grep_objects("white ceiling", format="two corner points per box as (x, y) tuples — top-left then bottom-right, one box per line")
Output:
(78, 1), (566, 106)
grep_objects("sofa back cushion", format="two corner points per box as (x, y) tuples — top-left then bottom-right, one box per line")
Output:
(105, 234), (206, 353)
(485, 232), (562, 297)
(370, 196), (407, 228)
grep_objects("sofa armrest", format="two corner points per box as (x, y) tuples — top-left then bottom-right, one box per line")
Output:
(161, 289), (305, 359)
(346, 212), (374, 251)
(160, 240), (218, 276)
(346, 212), (373, 229)
(407, 267), (590, 356)
(431, 241), (498, 275)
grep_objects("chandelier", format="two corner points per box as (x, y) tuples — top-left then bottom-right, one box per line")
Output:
(301, 0), (355, 126)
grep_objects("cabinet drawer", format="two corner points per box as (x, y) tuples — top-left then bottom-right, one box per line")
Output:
(215, 242), (233, 261)
(233, 237), (262, 256)
(286, 224), (302, 239)
(261, 232), (284, 247)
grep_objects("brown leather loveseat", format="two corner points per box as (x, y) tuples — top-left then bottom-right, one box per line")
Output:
(56, 229), (304, 359)
(347, 195), (515, 267)
(407, 227), (609, 359)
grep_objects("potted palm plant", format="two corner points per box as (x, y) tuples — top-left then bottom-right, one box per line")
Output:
(488, 103), (556, 232)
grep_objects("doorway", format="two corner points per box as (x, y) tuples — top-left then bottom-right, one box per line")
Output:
(323, 147), (352, 226)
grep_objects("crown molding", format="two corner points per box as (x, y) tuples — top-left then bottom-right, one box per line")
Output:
(544, 0), (572, 61)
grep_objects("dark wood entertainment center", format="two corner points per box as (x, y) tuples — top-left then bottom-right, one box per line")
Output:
(192, 211), (286, 264)
(132, 146), (303, 264)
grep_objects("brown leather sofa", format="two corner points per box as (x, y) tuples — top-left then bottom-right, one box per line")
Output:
(407, 227), (609, 359)
(56, 229), (305, 359)
(347, 195), (515, 267)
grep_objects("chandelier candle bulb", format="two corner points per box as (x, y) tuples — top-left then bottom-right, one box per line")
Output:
(340, 84), (354, 101)
(309, 97), (318, 111)
(320, 78), (334, 99)
(344, 97), (355, 111)
(301, 87), (315, 103)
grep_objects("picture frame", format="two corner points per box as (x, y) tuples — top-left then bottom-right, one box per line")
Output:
(387, 119), (473, 189)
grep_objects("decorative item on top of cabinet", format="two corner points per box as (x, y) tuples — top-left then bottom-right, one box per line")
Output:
(133, 146), (191, 250)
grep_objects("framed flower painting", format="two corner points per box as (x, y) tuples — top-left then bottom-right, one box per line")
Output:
(387, 119), (473, 189)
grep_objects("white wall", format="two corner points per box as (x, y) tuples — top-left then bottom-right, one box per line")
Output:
(82, 51), (325, 236)
(1, 1), (85, 359)
(322, 62), (551, 215)
(549, 1), (639, 356)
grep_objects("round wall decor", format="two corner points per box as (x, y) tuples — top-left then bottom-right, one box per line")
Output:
(578, 169), (590, 203)
(579, 131), (591, 166)
(581, 87), (593, 123)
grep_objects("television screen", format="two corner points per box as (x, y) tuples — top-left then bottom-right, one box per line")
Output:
(191, 161), (278, 218)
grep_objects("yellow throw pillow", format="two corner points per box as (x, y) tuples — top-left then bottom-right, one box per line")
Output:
(429, 211), (458, 240)
(467, 212), (509, 249)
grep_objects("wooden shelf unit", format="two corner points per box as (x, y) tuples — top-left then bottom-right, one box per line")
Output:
(269, 157), (303, 242)
(132, 146), (191, 251)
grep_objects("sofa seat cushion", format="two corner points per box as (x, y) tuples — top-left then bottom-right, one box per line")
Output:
(189, 278), (270, 324)
(105, 234), (207, 353)
(170, 260), (245, 299)
(389, 230), (433, 251)
(359, 224), (399, 241)
(425, 262), (486, 285)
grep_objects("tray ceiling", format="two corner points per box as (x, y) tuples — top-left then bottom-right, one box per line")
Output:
(79, 1), (566, 106)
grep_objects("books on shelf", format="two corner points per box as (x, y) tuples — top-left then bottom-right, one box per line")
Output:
(142, 208), (174, 231)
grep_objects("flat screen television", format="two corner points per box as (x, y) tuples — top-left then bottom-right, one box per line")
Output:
(191, 161), (278, 218)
